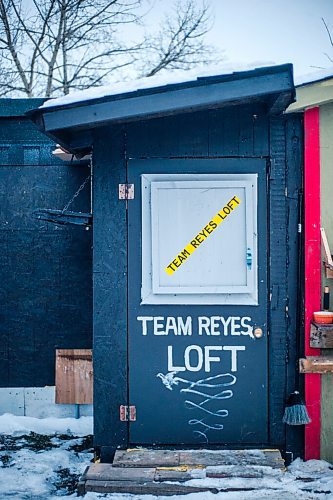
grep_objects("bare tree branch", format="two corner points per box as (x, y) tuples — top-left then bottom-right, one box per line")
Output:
(142, 0), (217, 77)
(0, 0), (30, 94)
(0, 0), (218, 97)
(322, 17), (333, 64)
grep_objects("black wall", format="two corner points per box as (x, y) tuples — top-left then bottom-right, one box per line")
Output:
(0, 99), (92, 387)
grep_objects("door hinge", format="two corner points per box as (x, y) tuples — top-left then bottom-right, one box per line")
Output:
(120, 405), (136, 421)
(119, 183), (134, 200)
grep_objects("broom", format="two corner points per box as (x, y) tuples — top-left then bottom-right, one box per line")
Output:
(282, 190), (311, 426)
(282, 391), (311, 425)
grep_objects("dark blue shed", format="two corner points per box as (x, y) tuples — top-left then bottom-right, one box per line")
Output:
(0, 99), (92, 395)
(30, 64), (304, 462)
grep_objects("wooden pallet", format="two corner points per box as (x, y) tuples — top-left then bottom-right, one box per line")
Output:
(78, 448), (285, 495)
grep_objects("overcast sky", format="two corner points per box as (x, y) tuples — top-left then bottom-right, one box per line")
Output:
(207, 0), (333, 76)
(147, 0), (333, 78)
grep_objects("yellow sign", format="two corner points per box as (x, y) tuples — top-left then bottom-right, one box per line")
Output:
(165, 195), (241, 275)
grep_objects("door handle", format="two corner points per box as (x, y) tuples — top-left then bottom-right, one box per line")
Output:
(253, 327), (263, 339)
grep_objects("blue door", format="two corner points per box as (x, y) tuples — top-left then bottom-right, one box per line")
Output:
(128, 158), (268, 446)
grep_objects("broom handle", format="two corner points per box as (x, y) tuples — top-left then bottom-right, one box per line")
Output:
(295, 188), (304, 392)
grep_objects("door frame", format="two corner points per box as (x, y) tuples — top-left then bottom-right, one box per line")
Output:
(92, 115), (304, 461)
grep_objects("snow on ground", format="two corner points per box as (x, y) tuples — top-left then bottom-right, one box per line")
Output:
(1, 414), (333, 499)
(0, 413), (93, 436)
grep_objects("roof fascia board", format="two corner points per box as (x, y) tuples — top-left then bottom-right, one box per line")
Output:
(287, 78), (333, 112)
(42, 71), (293, 132)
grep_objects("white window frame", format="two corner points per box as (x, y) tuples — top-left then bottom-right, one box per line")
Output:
(141, 173), (258, 305)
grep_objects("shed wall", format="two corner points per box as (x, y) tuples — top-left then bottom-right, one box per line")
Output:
(0, 102), (92, 387)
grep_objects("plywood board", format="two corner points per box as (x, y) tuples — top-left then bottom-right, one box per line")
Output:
(113, 449), (284, 469)
(321, 227), (333, 267)
(321, 227), (333, 278)
(85, 464), (155, 482)
(84, 480), (220, 495)
(113, 450), (180, 467)
(55, 349), (93, 404)
(299, 356), (333, 374)
(310, 322), (333, 349)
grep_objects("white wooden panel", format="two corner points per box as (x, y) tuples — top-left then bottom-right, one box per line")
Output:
(151, 181), (252, 294)
(141, 174), (257, 305)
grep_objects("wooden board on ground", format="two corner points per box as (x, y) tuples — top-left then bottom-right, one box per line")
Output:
(179, 449), (284, 468)
(84, 480), (256, 496)
(55, 349), (93, 404)
(113, 448), (285, 469)
(79, 448), (285, 495)
(113, 449), (180, 467)
(206, 465), (265, 478)
(84, 464), (155, 482)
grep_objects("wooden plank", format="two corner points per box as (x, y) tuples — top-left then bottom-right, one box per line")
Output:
(113, 450), (180, 467)
(320, 228), (333, 278)
(262, 450), (285, 469)
(310, 322), (333, 349)
(55, 349), (93, 404)
(300, 356), (333, 374)
(155, 466), (205, 482)
(113, 449), (284, 469)
(84, 480), (221, 495)
(84, 464), (156, 482)
(321, 227), (333, 267)
(84, 479), (258, 495)
(206, 465), (264, 478)
(326, 267), (333, 279)
(179, 449), (284, 469)
(57, 350), (92, 359)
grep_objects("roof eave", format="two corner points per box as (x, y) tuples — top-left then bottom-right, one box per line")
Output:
(287, 76), (333, 112)
(28, 64), (295, 154)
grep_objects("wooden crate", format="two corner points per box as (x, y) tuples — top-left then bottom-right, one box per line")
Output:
(55, 349), (93, 404)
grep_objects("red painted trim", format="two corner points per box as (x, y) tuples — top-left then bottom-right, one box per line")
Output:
(304, 107), (321, 460)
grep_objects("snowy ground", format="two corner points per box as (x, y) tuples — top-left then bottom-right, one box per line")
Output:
(1, 414), (333, 499)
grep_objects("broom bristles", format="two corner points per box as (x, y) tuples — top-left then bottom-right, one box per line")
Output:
(283, 404), (311, 425)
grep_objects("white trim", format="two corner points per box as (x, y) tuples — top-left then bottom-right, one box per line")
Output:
(141, 173), (258, 305)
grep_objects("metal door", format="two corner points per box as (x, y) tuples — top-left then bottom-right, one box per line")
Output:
(128, 158), (268, 446)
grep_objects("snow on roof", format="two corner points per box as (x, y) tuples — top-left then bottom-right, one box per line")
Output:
(39, 61), (275, 110)
(295, 67), (333, 87)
